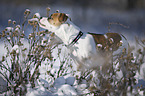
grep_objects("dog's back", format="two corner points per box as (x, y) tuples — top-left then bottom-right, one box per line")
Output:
(88, 32), (129, 56)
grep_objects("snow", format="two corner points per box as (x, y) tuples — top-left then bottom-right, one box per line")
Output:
(0, 3), (145, 96)
(65, 77), (75, 86)
(97, 44), (102, 48)
(25, 9), (30, 12)
(34, 13), (41, 19)
(0, 76), (7, 93)
(1, 23), (145, 96)
(56, 84), (77, 96)
(139, 63), (145, 80)
(26, 85), (56, 96)
(28, 18), (39, 22)
(5, 27), (13, 32)
(11, 45), (19, 54)
(11, 45), (19, 50)
(26, 76), (78, 96)
(7, 37), (11, 40)
(53, 77), (66, 88)
(15, 27), (20, 32)
(109, 38), (114, 42)
(76, 79), (88, 90)
(8, 19), (12, 23)
(16, 25), (20, 28)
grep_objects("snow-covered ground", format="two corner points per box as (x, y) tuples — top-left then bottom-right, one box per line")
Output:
(0, 2), (145, 96)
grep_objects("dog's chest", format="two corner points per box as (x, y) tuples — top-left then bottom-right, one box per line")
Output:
(71, 33), (97, 58)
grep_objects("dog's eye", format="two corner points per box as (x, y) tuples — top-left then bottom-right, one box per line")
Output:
(48, 14), (53, 20)
(48, 17), (51, 20)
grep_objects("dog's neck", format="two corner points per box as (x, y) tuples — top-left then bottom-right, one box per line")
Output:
(50, 20), (81, 45)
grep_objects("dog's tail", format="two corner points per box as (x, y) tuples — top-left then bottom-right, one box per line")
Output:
(120, 33), (131, 54)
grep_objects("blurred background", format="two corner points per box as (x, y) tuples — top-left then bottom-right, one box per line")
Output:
(0, 0), (145, 41)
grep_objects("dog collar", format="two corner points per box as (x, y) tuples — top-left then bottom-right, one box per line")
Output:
(67, 31), (83, 47)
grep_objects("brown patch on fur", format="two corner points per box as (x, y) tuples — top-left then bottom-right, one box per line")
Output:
(58, 13), (68, 23)
(89, 33), (107, 49)
(106, 33), (122, 51)
(89, 33), (122, 52)
(48, 13), (68, 27)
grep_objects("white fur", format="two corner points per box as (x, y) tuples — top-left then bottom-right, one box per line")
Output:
(39, 17), (128, 69)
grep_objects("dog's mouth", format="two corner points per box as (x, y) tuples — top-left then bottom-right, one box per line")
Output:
(47, 16), (52, 21)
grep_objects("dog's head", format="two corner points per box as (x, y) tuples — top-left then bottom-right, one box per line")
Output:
(48, 13), (68, 27)
(39, 13), (68, 30)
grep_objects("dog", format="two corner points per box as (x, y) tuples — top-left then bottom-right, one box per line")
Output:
(39, 13), (128, 70)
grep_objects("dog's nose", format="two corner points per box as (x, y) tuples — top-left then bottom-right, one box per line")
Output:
(40, 17), (43, 19)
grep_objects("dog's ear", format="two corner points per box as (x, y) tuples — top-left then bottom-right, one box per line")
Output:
(48, 13), (68, 26)
(58, 13), (68, 24)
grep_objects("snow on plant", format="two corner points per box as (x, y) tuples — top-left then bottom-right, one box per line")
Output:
(74, 28), (145, 95)
(0, 7), (145, 96)
(0, 8), (75, 95)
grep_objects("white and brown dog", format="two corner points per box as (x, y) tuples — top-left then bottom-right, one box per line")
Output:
(39, 13), (128, 69)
